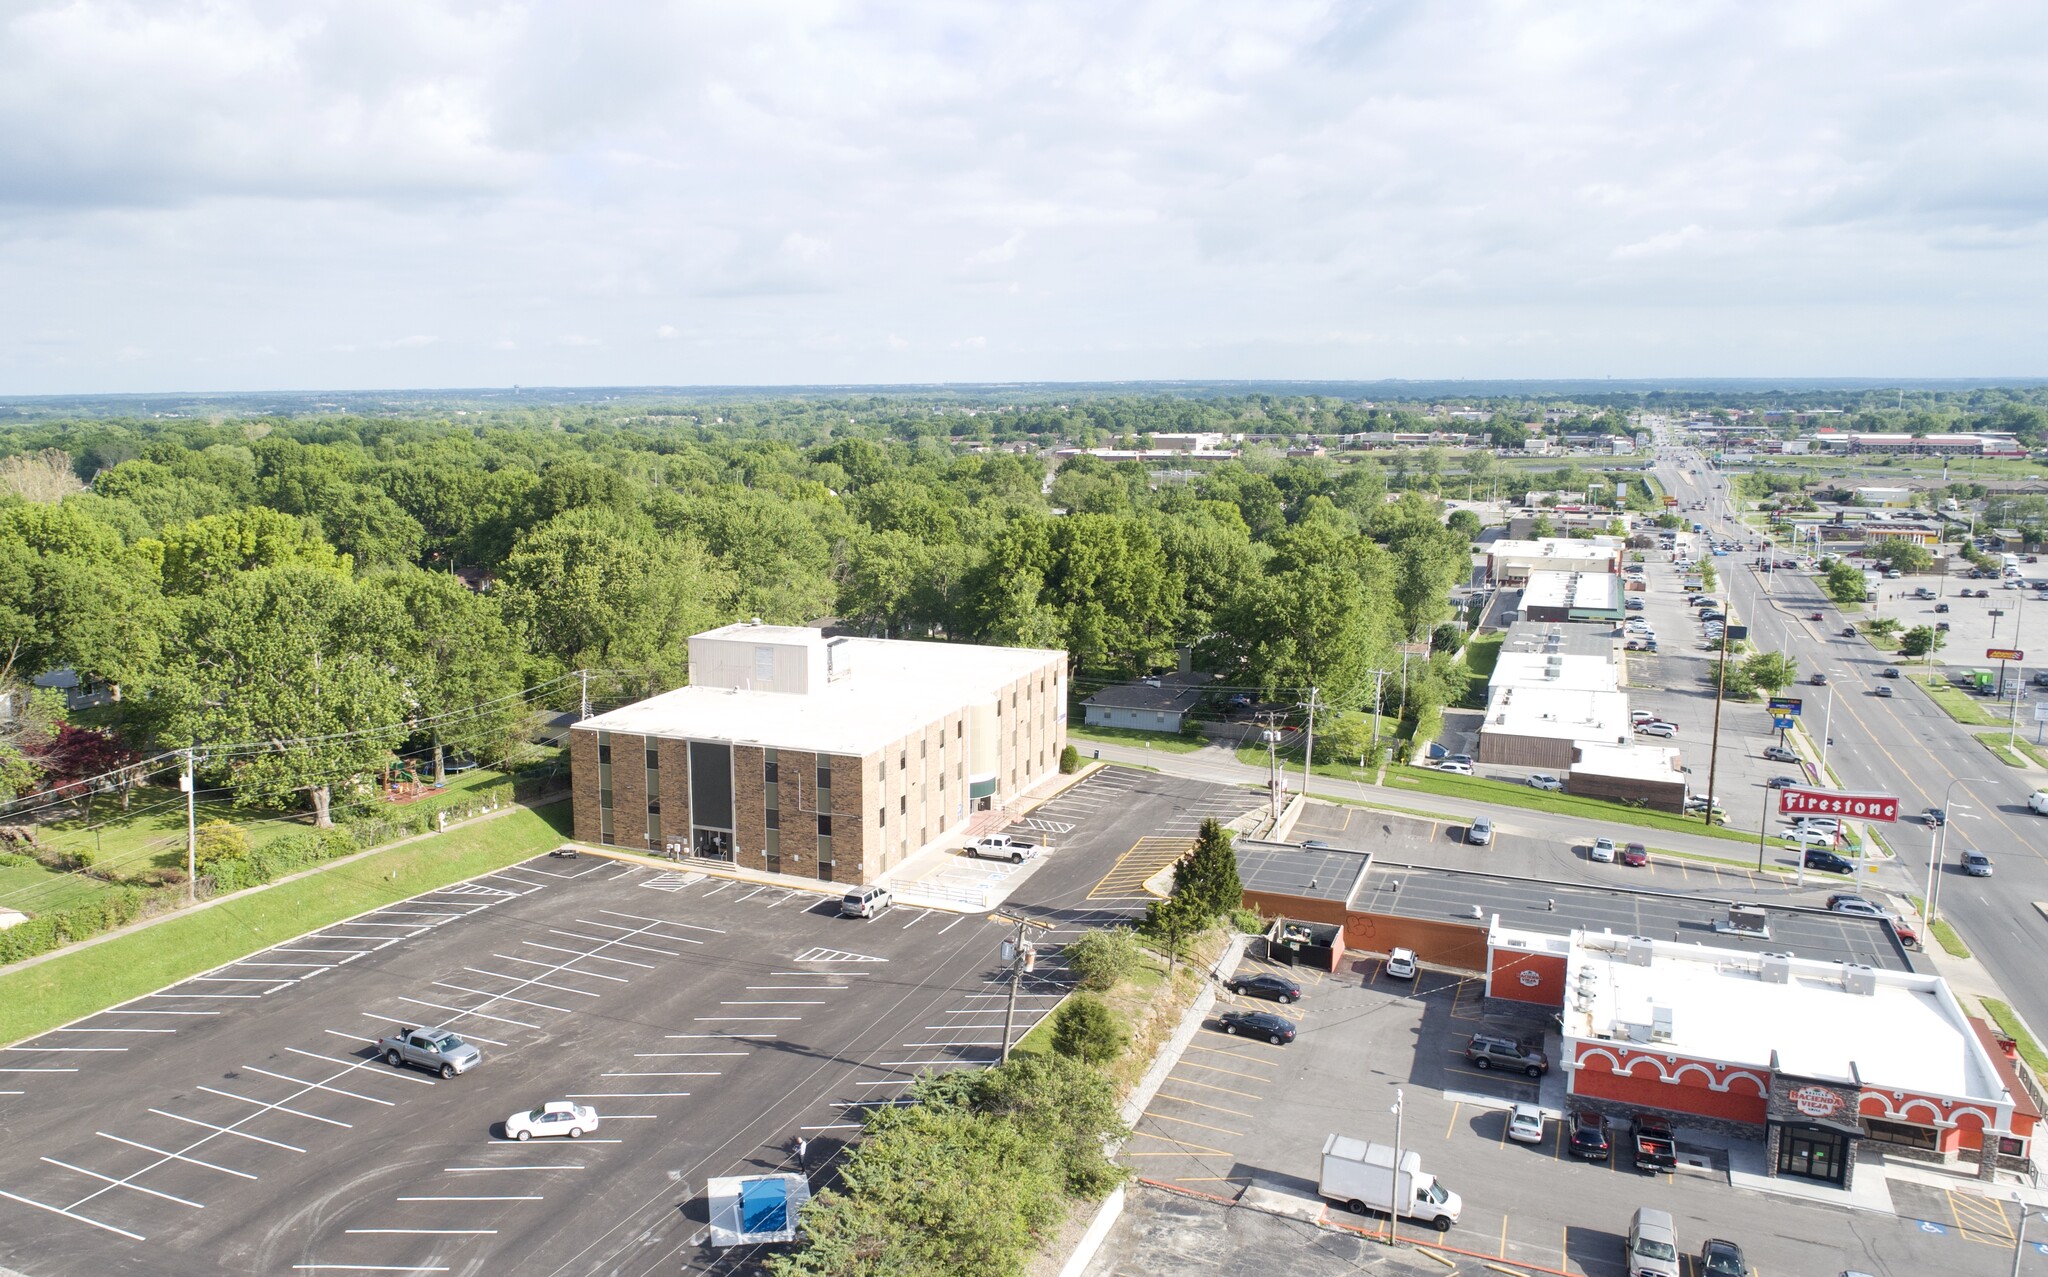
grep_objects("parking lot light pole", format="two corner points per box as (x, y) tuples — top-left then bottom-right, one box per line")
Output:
(2012, 1198), (2048, 1277)
(1922, 778), (1983, 927)
(1387, 1087), (1404, 1245)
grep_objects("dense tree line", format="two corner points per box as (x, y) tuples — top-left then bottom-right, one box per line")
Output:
(0, 407), (1490, 817)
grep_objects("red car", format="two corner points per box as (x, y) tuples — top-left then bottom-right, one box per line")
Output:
(1808, 611), (1823, 621)
(1621, 842), (1650, 867)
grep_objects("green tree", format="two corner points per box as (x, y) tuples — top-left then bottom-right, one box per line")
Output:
(1900, 625), (1947, 658)
(1446, 508), (1483, 541)
(155, 567), (410, 826)
(1062, 926), (1141, 991)
(1869, 616), (1901, 638)
(1048, 995), (1126, 1064)
(1870, 540), (1935, 574)
(368, 568), (528, 778)
(153, 506), (350, 596)
(1173, 817), (1242, 920)
(1741, 651), (1800, 696)
(1821, 560), (1871, 605)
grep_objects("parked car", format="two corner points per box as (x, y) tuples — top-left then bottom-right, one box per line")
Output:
(1465, 1033), (1548, 1077)
(1436, 760), (1473, 774)
(1766, 775), (1801, 788)
(1783, 827), (1837, 848)
(1507, 1103), (1546, 1145)
(1827, 893), (1882, 916)
(1590, 836), (1617, 863)
(1808, 611), (1824, 620)
(1620, 842), (1650, 867)
(1635, 721), (1677, 738)
(1809, 673), (1828, 686)
(505, 1100), (599, 1141)
(1569, 1114), (1612, 1160)
(1961, 849), (1995, 877)
(1698, 1238), (1749, 1277)
(1384, 947), (1418, 980)
(1625, 1207), (1682, 1277)
(1935, 603), (1950, 613)
(1466, 817), (1494, 846)
(1804, 849), (1854, 874)
(1763, 745), (1800, 763)
(1218, 1009), (1296, 1043)
(1227, 973), (1302, 1003)
(1527, 773), (1563, 791)
(378, 1026), (482, 1079)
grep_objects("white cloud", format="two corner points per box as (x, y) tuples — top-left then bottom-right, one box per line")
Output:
(0, 0), (2044, 390)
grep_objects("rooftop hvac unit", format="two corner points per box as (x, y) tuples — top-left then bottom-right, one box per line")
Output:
(1626, 937), (1655, 967)
(1760, 954), (1792, 985)
(1650, 1006), (1674, 1041)
(1842, 964), (1878, 996)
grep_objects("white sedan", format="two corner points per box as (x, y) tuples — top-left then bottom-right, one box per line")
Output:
(506, 1100), (600, 1141)
(1527, 773), (1564, 791)
(1507, 1103), (1546, 1144)
(1782, 827), (1838, 848)
(1589, 837), (1617, 863)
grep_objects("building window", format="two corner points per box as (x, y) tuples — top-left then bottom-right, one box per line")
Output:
(900, 751), (907, 770)
(818, 814), (833, 837)
(920, 739), (927, 759)
(597, 732), (612, 765)
(817, 765), (832, 794)
(754, 645), (775, 684)
(765, 807), (779, 830)
(599, 808), (613, 843)
(956, 722), (963, 738)
(646, 811), (661, 845)
(764, 748), (779, 784)
(645, 744), (659, 770)
(899, 795), (907, 814)
(816, 853), (833, 881)
(879, 807), (887, 827)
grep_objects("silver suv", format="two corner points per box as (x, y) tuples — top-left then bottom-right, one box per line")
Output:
(1624, 1207), (1680, 1277)
(1465, 1033), (1548, 1077)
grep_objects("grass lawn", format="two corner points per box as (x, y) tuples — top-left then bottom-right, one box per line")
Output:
(1909, 896), (1972, 959)
(1461, 633), (1504, 683)
(1913, 675), (2006, 726)
(1067, 724), (1207, 755)
(1858, 622), (1900, 651)
(1981, 998), (2048, 1078)
(1975, 732), (2030, 768)
(0, 802), (570, 1045)
(1384, 766), (1757, 844)
(2012, 736), (2048, 770)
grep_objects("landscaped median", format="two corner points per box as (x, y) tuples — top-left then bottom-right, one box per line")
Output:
(1383, 765), (1758, 844)
(0, 801), (571, 1045)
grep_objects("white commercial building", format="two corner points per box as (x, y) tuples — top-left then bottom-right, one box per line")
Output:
(1475, 684), (1631, 770)
(1485, 537), (1624, 584)
(1520, 571), (1624, 623)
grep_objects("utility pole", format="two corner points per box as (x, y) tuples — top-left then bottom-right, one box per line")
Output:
(1262, 711), (1282, 820)
(1368, 669), (1390, 757)
(993, 913), (1049, 1063)
(1301, 687), (1319, 797)
(183, 749), (198, 905)
(1702, 620), (1732, 828)
(580, 669), (590, 721)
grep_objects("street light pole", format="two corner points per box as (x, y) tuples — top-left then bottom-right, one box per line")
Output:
(2011, 1198), (2044, 1277)
(1922, 777), (1983, 928)
(1387, 1087), (1405, 1245)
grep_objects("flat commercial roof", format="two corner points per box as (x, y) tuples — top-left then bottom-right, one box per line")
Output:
(1499, 621), (1617, 661)
(1235, 841), (1372, 903)
(1492, 652), (1618, 694)
(1354, 861), (1914, 973)
(1570, 741), (1683, 784)
(1560, 929), (2000, 1103)
(1482, 686), (1630, 744)
(1523, 571), (1622, 613)
(580, 634), (1061, 756)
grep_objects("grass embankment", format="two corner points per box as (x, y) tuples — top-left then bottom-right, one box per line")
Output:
(1975, 733), (2030, 769)
(1067, 724), (1207, 755)
(1981, 998), (2048, 1078)
(1913, 675), (2006, 726)
(1385, 766), (1758, 844)
(1909, 895), (1973, 959)
(0, 802), (571, 1045)
(1462, 634), (1504, 684)
(1857, 622), (1899, 650)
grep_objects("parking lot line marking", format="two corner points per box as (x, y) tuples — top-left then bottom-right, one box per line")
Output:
(900, 908), (930, 927)
(1158, 1075), (1253, 1100)
(142, 992), (260, 999)
(505, 948), (636, 978)
(800, 1123), (861, 1131)
(602, 1071), (721, 1077)
(720, 1000), (826, 1005)
(567, 1092), (688, 1098)
(666, 1032), (777, 1038)
(487, 1137), (623, 1144)
(938, 916), (963, 934)
(43, 1157), (205, 1208)
(270, 948), (375, 957)
(346, 1228), (499, 1235)
(95, 1133), (256, 1179)
(198, 1084), (354, 1128)
(242, 1065), (396, 1106)
(1142, 1111), (1243, 1138)
(876, 1060), (978, 1068)
(446, 1165), (583, 1172)
(102, 1009), (219, 1015)
(291, 1266), (450, 1272)
(1123, 1144), (1232, 1158)
(694, 1015), (802, 1021)
(344, 1021), (506, 1049)
(905, 1041), (1001, 1049)
(5, 1045), (125, 1052)
(392, 997), (537, 1029)
(746, 985), (846, 991)
(466, 964), (607, 994)
(1445, 1101), (1461, 1139)
(634, 1050), (747, 1057)
(149, 1108), (306, 1153)
(0, 1188), (145, 1241)
(433, 982), (570, 1013)
(0, 1066), (77, 1072)
(545, 929), (678, 958)
(1177, 1060), (1271, 1082)
(398, 1195), (542, 1202)
(596, 907), (725, 933)
(1187, 1043), (1282, 1065)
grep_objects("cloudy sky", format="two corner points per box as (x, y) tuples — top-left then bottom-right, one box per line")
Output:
(2, 0), (2044, 393)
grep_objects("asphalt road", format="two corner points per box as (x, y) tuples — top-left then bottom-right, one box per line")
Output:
(1653, 427), (2048, 1038)
(0, 767), (1254, 1277)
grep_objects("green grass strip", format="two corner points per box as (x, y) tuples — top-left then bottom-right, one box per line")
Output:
(1981, 998), (2048, 1078)
(1912, 676), (2006, 726)
(1908, 896), (1973, 959)
(0, 804), (571, 1045)
(1974, 732), (2029, 768)
(1385, 767), (1757, 844)
(1068, 724), (1207, 754)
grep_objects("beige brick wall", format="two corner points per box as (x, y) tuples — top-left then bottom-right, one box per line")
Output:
(993, 653), (1067, 799)
(732, 744), (767, 871)
(610, 730), (648, 851)
(570, 727), (602, 844)
(654, 737), (689, 856)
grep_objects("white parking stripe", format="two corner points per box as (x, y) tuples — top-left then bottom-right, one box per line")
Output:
(394, 997), (537, 1029)
(346, 1228), (498, 1235)
(43, 1157), (205, 1208)
(486, 1137), (621, 1144)
(6, 1046), (126, 1052)
(566, 1092), (688, 1098)
(462, 966), (601, 996)
(149, 1108), (306, 1153)
(601, 1071), (720, 1077)
(197, 1085), (353, 1128)
(545, 928), (680, 957)
(95, 1133), (256, 1179)
(398, 1195), (541, 1202)
(633, 1051), (746, 1057)
(719, 1001), (825, 1006)
(692, 1016), (801, 1022)
(287, 1047), (436, 1084)
(241, 1066), (395, 1106)
(291, 1266), (450, 1273)
(445, 1165), (583, 1172)
(352, 1016), (506, 1048)
(497, 951), (630, 982)
(0, 1188), (144, 1241)
(433, 982), (569, 1013)
(99, 1009), (219, 1016)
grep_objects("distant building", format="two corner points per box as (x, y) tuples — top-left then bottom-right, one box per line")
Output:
(1485, 537), (1624, 585)
(1852, 487), (1914, 508)
(1810, 432), (2024, 458)
(1520, 571), (1624, 624)
(1081, 680), (1204, 734)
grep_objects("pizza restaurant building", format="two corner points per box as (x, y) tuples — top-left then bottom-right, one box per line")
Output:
(1486, 923), (2037, 1187)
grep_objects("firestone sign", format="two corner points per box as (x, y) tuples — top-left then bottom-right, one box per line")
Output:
(1778, 788), (1900, 823)
(1518, 969), (1542, 988)
(1790, 1086), (1846, 1119)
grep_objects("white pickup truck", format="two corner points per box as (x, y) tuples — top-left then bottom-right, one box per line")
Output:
(964, 834), (1044, 863)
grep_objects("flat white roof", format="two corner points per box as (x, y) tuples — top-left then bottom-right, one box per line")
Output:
(1482, 686), (1629, 744)
(1491, 651), (1618, 694)
(1490, 537), (1624, 562)
(1569, 740), (1681, 783)
(1555, 929), (2005, 1104)
(1523, 571), (1622, 612)
(580, 634), (1062, 756)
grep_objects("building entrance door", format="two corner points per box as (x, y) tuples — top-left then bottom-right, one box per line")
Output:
(1777, 1127), (1847, 1183)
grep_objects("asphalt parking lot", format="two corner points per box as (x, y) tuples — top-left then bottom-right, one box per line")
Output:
(0, 766), (1257, 1277)
(1111, 948), (2021, 1277)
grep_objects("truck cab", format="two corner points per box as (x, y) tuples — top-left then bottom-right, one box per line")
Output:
(964, 834), (1043, 863)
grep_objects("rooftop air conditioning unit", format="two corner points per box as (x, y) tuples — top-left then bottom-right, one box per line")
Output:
(1625, 938), (1655, 967)
(1842, 964), (1878, 996)
(1760, 955), (1792, 985)
(1650, 1006), (1674, 1041)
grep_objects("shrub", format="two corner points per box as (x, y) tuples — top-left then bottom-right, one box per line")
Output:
(1049, 995), (1126, 1065)
(1058, 744), (1081, 774)
(193, 820), (250, 872)
(0, 852), (29, 869)
(1230, 906), (1266, 934)
(1063, 927), (1141, 991)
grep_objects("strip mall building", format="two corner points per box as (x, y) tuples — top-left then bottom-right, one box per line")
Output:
(1486, 923), (2037, 1186)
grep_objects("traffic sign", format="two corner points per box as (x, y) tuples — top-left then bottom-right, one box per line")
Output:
(1767, 697), (1803, 716)
(1771, 714), (1796, 730)
(1989, 647), (2025, 661)
(1663, 496), (1679, 507)
(1778, 788), (1900, 822)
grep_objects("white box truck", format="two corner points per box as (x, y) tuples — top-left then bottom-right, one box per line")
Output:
(1318, 1134), (1462, 1231)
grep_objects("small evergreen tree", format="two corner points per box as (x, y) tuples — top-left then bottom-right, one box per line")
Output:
(1049, 995), (1125, 1064)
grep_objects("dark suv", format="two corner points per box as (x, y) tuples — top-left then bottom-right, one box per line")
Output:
(1466, 1033), (1549, 1077)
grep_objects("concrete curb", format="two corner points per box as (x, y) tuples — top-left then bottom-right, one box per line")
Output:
(1055, 1183), (1125, 1277)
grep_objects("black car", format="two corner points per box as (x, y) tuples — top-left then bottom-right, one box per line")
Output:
(1698, 1239), (1748, 1277)
(1765, 775), (1800, 788)
(1568, 1115), (1611, 1161)
(1465, 1033), (1549, 1077)
(1924, 807), (1947, 827)
(1227, 973), (1302, 1003)
(1804, 848), (1854, 874)
(1218, 1009), (1296, 1044)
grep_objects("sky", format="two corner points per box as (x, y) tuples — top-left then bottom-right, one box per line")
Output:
(2, 0), (2045, 394)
